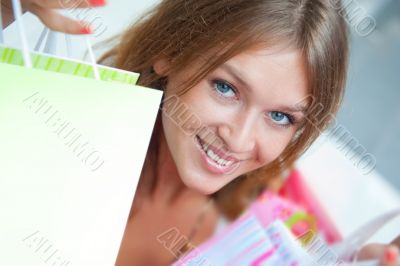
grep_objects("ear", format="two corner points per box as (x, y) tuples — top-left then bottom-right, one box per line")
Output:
(153, 56), (170, 77)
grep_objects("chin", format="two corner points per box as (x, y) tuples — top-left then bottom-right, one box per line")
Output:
(176, 167), (223, 195)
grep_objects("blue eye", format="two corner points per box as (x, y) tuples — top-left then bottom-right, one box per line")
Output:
(213, 80), (236, 98)
(269, 111), (293, 126)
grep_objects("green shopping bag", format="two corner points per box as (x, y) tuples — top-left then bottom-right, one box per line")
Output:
(0, 4), (163, 265)
(0, 46), (139, 84)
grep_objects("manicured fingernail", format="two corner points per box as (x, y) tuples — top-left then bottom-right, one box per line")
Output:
(385, 247), (399, 262)
(79, 25), (93, 34)
(89, 0), (106, 6)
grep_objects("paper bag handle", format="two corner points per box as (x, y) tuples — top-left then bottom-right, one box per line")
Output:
(11, 0), (32, 68)
(9, 0), (100, 79)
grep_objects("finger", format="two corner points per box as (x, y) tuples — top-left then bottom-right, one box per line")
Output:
(29, 4), (92, 34)
(390, 235), (400, 248)
(358, 244), (386, 261)
(380, 245), (399, 266)
(31, 0), (106, 9)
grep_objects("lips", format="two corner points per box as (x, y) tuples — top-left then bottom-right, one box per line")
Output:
(196, 136), (240, 163)
(195, 135), (240, 175)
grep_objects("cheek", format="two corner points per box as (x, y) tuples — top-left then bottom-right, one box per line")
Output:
(161, 96), (182, 139)
(178, 83), (223, 124)
(258, 132), (295, 165)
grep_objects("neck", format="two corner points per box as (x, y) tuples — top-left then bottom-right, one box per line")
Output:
(141, 113), (198, 199)
(132, 115), (207, 216)
(153, 127), (189, 202)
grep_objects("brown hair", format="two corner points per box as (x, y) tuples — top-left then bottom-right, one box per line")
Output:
(100, 0), (349, 220)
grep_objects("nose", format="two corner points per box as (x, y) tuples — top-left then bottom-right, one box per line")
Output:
(218, 110), (257, 154)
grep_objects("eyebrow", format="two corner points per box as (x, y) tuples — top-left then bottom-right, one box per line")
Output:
(219, 63), (308, 114)
(276, 105), (307, 114)
(220, 62), (253, 93)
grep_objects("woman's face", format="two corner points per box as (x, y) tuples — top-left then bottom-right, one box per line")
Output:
(158, 47), (309, 195)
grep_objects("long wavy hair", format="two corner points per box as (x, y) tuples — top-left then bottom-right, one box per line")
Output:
(100, 0), (349, 220)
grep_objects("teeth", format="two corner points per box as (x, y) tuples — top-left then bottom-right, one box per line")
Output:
(199, 138), (234, 167)
(206, 149), (220, 162)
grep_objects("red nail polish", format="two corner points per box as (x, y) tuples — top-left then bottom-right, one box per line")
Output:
(79, 25), (93, 35)
(385, 249), (398, 262)
(89, 0), (106, 6)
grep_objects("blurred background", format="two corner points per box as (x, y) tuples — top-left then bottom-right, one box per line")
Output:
(3, 0), (399, 241)
(336, 0), (400, 190)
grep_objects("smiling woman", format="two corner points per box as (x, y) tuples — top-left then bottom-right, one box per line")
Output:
(156, 47), (310, 195)
(101, 0), (348, 218)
